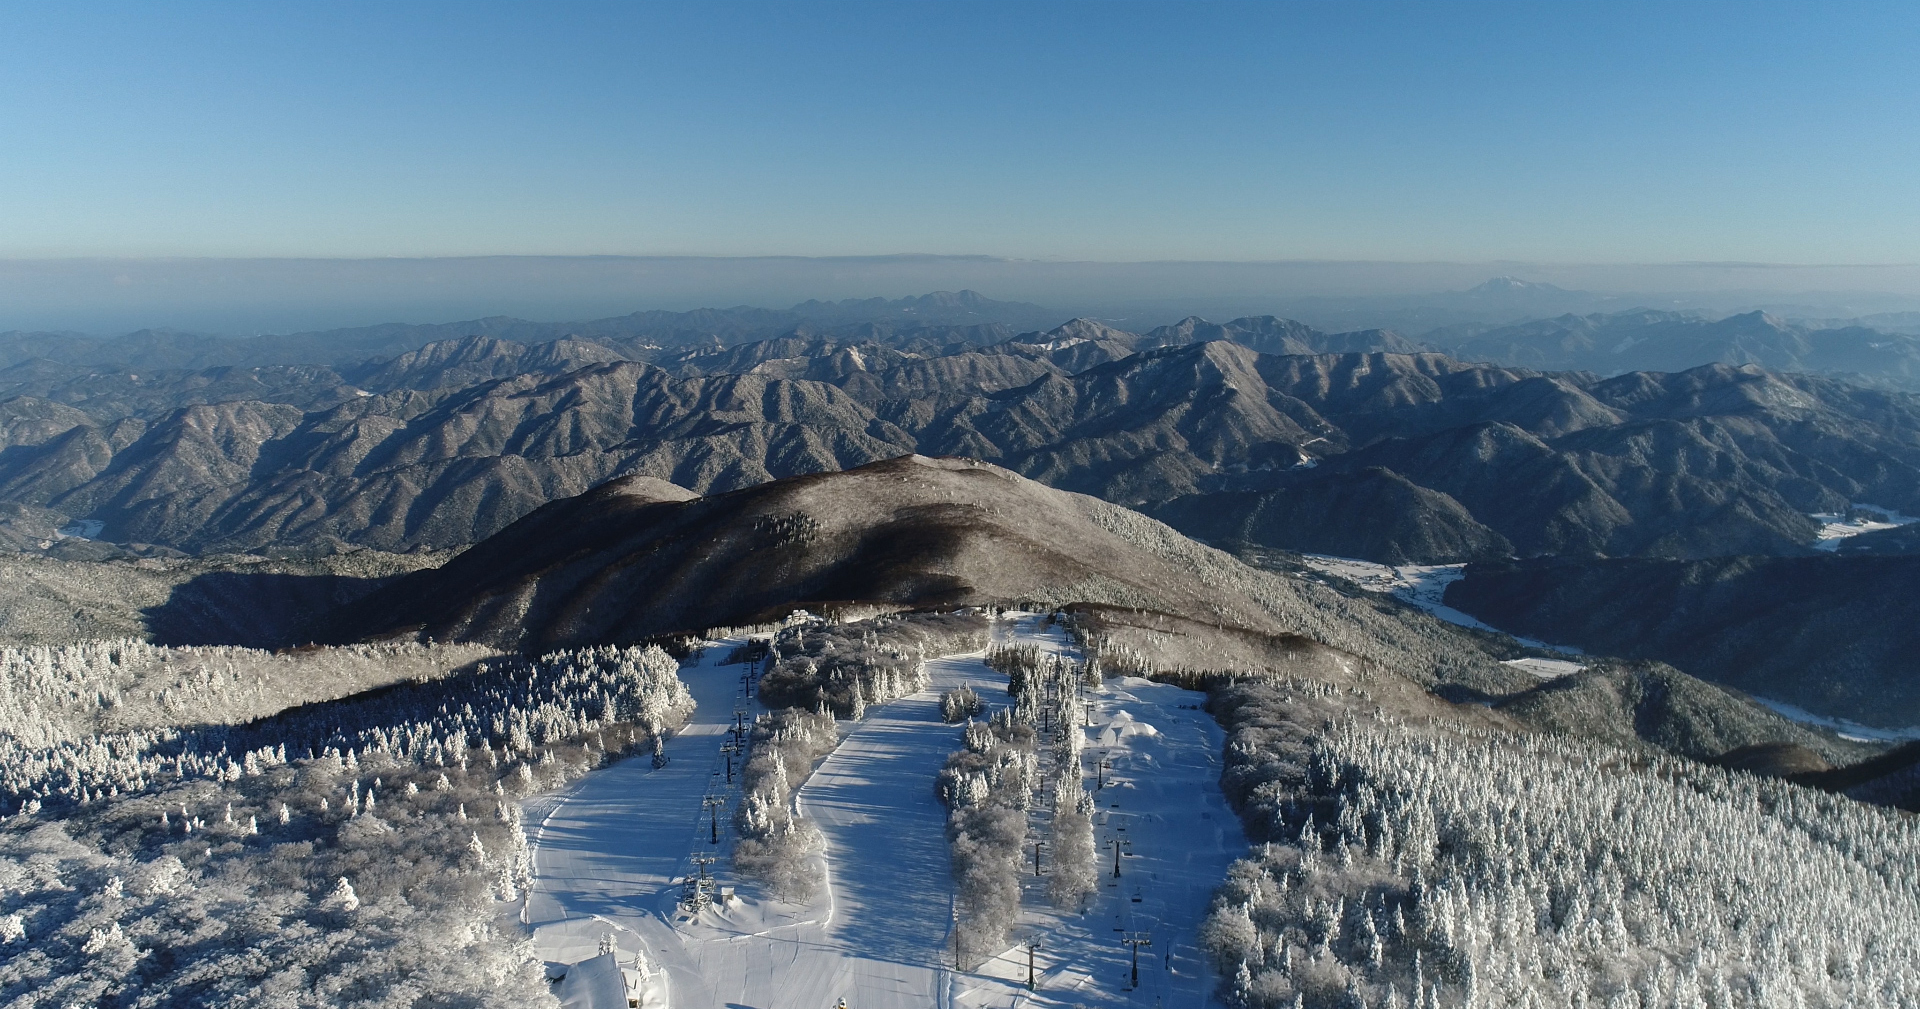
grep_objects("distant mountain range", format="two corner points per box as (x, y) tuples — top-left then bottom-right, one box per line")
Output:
(6, 312), (1920, 569)
(0, 290), (1056, 373)
(1430, 308), (1920, 391)
(9, 288), (1920, 575)
(7, 289), (1920, 747)
(1265, 276), (1637, 333)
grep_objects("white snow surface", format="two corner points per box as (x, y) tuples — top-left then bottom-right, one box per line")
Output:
(987, 671), (1243, 1009)
(1296, 554), (1582, 655)
(525, 614), (1245, 1009)
(1810, 503), (1920, 550)
(53, 519), (105, 540)
(556, 953), (637, 1009)
(1501, 657), (1587, 680)
(1750, 695), (1920, 743)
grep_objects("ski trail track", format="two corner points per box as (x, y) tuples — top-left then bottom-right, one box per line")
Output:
(528, 615), (1245, 1009)
(805, 652), (999, 967)
(527, 640), (752, 1007)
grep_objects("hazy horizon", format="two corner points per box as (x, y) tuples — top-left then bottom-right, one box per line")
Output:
(6, 2), (1918, 334)
(6, 254), (1920, 337)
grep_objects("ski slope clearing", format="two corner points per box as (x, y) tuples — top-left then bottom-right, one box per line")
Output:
(806, 651), (988, 970)
(524, 638), (759, 1008)
(526, 614), (1247, 1009)
(960, 669), (1246, 1009)
(699, 648), (1010, 1009)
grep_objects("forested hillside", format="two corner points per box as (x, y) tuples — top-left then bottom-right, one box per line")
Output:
(0, 632), (689, 1006)
(1445, 553), (1920, 728)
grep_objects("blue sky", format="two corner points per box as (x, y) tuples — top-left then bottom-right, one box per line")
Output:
(2, 1), (1916, 264)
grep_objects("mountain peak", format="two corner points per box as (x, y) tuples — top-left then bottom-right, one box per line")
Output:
(326, 454), (1311, 649)
(1468, 276), (1565, 294)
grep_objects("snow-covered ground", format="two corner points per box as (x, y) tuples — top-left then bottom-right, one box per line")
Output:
(1501, 657), (1587, 679)
(1810, 504), (1920, 550)
(961, 666), (1245, 1009)
(53, 519), (104, 540)
(1750, 695), (1920, 743)
(1296, 554), (1582, 655)
(523, 638), (759, 1007)
(526, 614), (1247, 1009)
(1296, 555), (1469, 613)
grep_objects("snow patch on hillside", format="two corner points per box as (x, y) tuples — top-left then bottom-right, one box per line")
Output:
(1751, 695), (1920, 743)
(1811, 503), (1920, 550)
(53, 519), (104, 540)
(1502, 657), (1587, 679)
(1297, 554), (1582, 655)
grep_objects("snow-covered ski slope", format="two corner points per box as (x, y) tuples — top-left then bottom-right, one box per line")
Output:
(523, 637), (756, 1007)
(527, 614), (1245, 1009)
(967, 666), (1243, 1009)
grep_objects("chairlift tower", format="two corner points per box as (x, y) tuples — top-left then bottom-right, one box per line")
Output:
(681, 853), (718, 911)
(1122, 931), (1153, 989)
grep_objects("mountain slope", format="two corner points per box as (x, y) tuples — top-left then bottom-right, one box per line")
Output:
(10, 328), (1920, 563)
(1149, 466), (1512, 564)
(328, 455), (1526, 690)
(323, 454), (1861, 773)
(347, 335), (626, 392)
(1445, 553), (1920, 727)
(1143, 315), (1426, 356)
(329, 454), (1330, 648)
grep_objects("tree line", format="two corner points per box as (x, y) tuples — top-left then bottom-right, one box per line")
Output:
(1199, 675), (1920, 1008)
(0, 641), (691, 1007)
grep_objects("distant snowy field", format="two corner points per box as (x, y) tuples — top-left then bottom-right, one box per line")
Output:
(1500, 656), (1587, 679)
(1810, 503), (1920, 550)
(1295, 554), (1583, 658)
(525, 614), (1244, 1009)
(1297, 554), (1920, 743)
(1751, 695), (1920, 743)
